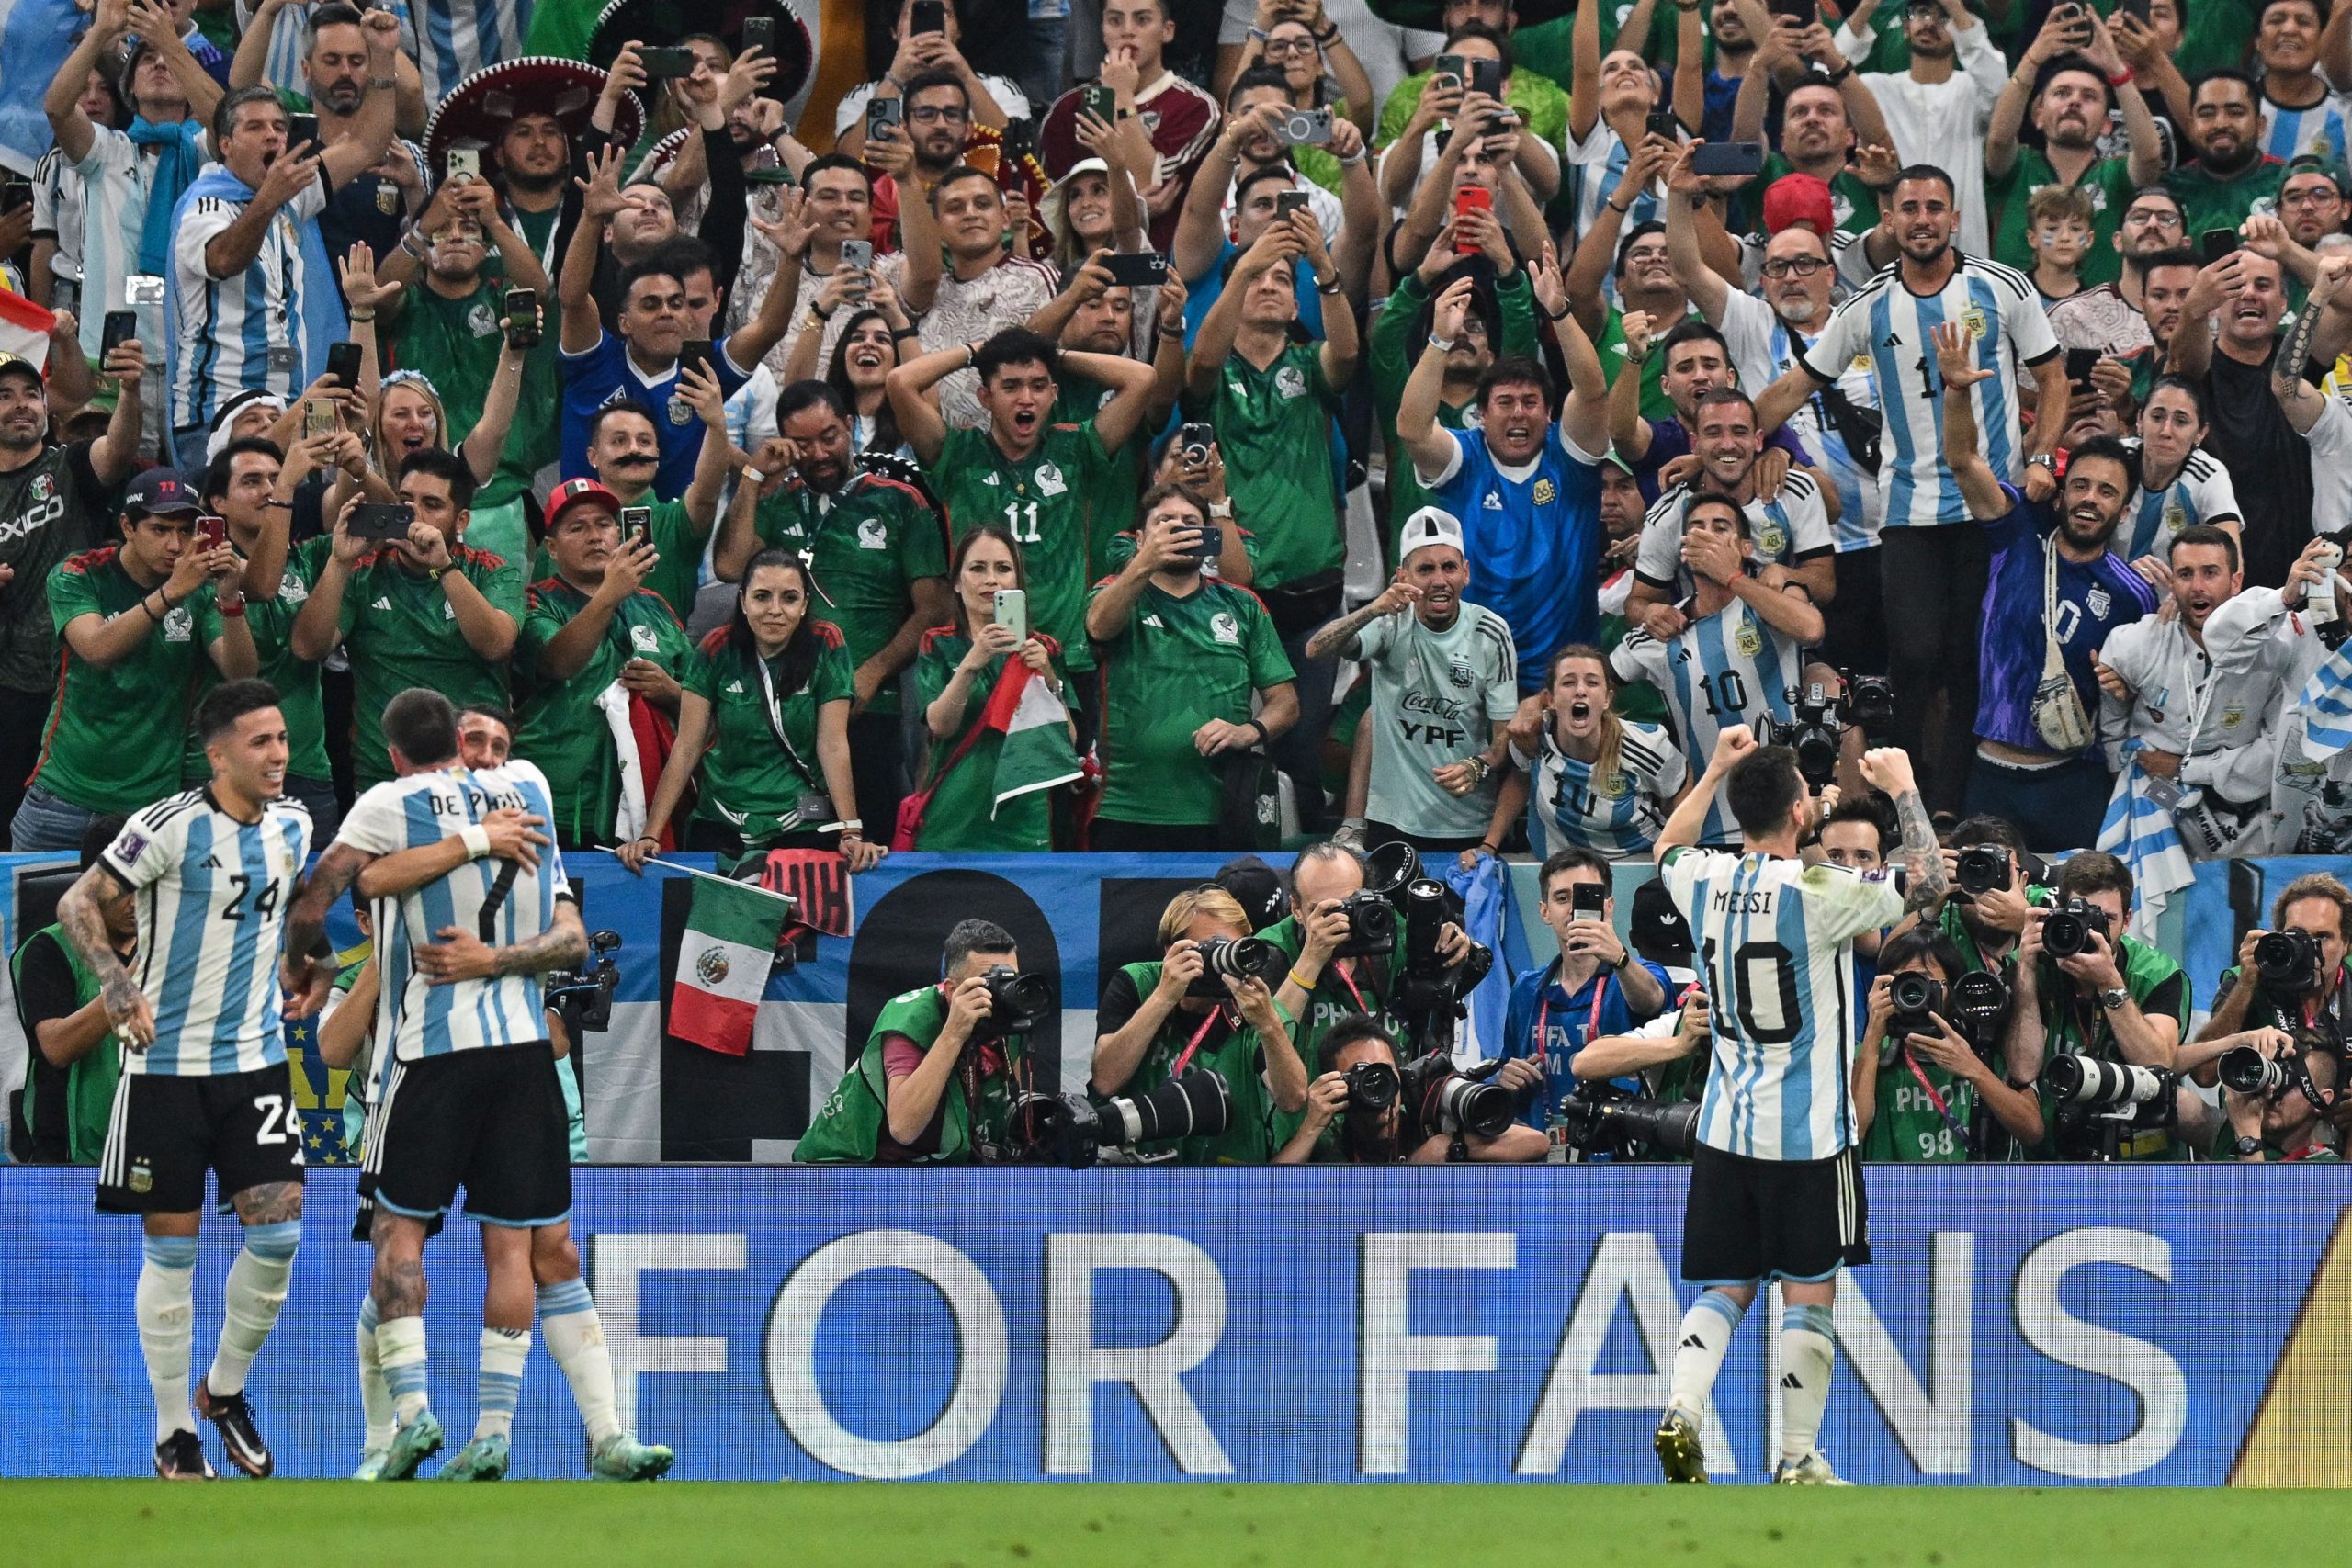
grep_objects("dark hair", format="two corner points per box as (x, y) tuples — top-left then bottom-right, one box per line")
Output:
(199, 436), (285, 506)
(616, 256), (685, 303)
(382, 688), (459, 768)
(2170, 522), (2240, 574)
(1681, 491), (1750, 538)
(214, 84), (283, 142)
(2259, 0), (2325, 20)
(1233, 162), (1301, 210)
(1949, 814), (2026, 855)
(458, 704), (514, 735)
(2143, 371), (2210, 425)
(1227, 63), (1293, 107)
(1613, 220), (1668, 279)
(900, 66), (968, 106)
(928, 164), (999, 208)
(1476, 353), (1552, 408)
(1318, 1012), (1398, 1075)
(2192, 66), (2260, 105)
(2032, 51), (2113, 106)
(2055, 848), (2133, 906)
(1660, 320), (1733, 372)
(946, 525), (1025, 636)
(821, 310), (908, 455)
(1891, 164), (1957, 201)
(1286, 840), (1365, 907)
(1539, 847), (1612, 898)
(973, 326), (1058, 385)
(944, 918), (1017, 971)
(587, 398), (661, 447)
(1442, 19), (1514, 74)
(1725, 745), (1805, 838)
(800, 152), (870, 191)
(79, 813), (128, 874)
(2065, 434), (2135, 490)
(1822, 791), (1893, 851)
(1693, 386), (1757, 421)
(1878, 923), (1964, 982)
(729, 547), (822, 694)
(2131, 243), (2199, 282)
(645, 236), (718, 295)
(196, 679), (283, 745)
(1137, 480), (1211, 525)
(396, 446), (477, 512)
(306, 2), (367, 43)
(775, 378), (851, 428)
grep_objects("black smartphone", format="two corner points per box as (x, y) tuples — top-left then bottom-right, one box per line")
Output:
(1179, 421), (1215, 465)
(2200, 227), (2239, 263)
(503, 288), (538, 349)
(1432, 51), (1466, 86)
(680, 338), (714, 381)
(1101, 252), (1170, 288)
(741, 15), (776, 53)
(619, 505), (652, 543)
(1571, 882), (1607, 919)
(912, 0), (946, 32)
(1645, 109), (1680, 142)
(1689, 141), (1766, 177)
(1275, 189), (1311, 218)
(638, 46), (697, 78)
(349, 502), (416, 540)
(2064, 346), (2100, 384)
(2118, 0), (2153, 22)
(1769, 0), (1815, 22)
(865, 96), (904, 141)
(1466, 56), (1503, 99)
(324, 340), (361, 387)
(101, 310), (138, 357)
(286, 114), (318, 151)
(1080, 85), (1118, 122)
(1000, 117), (1037, 164)
(0, 180), (28, 213)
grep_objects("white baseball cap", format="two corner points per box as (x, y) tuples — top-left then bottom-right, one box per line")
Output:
(1398, 505), (1464, 560)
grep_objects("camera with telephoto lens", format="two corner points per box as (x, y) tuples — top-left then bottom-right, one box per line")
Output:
(971, 965), (1054, 1043)
(1396, 1051), (1515, 1140)
(1187, 935), (1286, 997)
(2041, 897), (2112, 959)
(543, 929), (622, 1033)
(1343, 1059), (1400, 1111)
(1555, 1087), (1702, 1158)
(1361, 839), (1422, 904)
(1762, 680), (1846, 788)
(2043, 1054), (2172, 1112)
(2254, 929), (2324, 996)
(1955, 844), (2012, 897)
(1392, 877), (1493, 1051)
(1008, 1070), (1233, 1168)
(2219, 1044), (2291, 1098)
(1333, 891), (1398, 957)
(1845, 671), (1894, 735)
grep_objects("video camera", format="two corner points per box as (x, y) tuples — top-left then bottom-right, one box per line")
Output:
(544, 929), (622, 1033)
(2041, 897), (2112, 959)
(971, 965), (1054, 1043)
(1760, 671), (1894, 787)
(2042, 1053), (2176, 1159)
(1555, 1086), (1701, 1158)
(1007, 1070), (1232, 1168)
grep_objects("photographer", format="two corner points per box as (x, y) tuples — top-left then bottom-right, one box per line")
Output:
(2207, 1028), (2341, 1162)
(1276, 1015), (1549, 1164)
(1907, 814), (2046, 977)
(2009, 851), (2188, 1159)
(1498, 848), (1670, 1132)
(1853, 927), (2044, 1162)
(1091, 886), (1304, 1164)
(2195, 873), (2352, 1052)
(796, 920), (1038, 1165)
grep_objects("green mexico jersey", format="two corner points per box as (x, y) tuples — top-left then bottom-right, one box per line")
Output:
(388, 271), (560, 511)
(797, 984), (1031, 1164)
(1258, 914), (1406, 1148)
(1987, 151), (2138, 289)
(930, 422), (1110, 672)
(752, 470), (949, 716)
(183, 536), (332, 785)
(37, 547), (223, 812)
(2165, 158), (2287, 247)
(1375, 70), (1569, 161)
(528, 494), (707, 626)
(1051, 376), (1147, 572)
(514, 575), (694, 845)
(1184, 343), (1341, 592)
(683, 623), (855, 840)
(338, 545), (526, 787)
(1103, 960), (1272, 1165)
(1600, 305), (1694, 423)
(1091, 577), (1294, 826)
(1861, 1043), (1981, 1163)
(908, 629), (1064, 852)
(12, 925), (122, 1164)
(2031, 931), (2191, 1161)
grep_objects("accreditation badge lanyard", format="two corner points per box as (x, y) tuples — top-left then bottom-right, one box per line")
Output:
(1170, 1005), (1229, 1076)
(1533, 959), (1609, 1106)
(1897, 1045), (1973, 1145)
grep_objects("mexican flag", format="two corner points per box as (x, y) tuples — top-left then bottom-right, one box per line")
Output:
(671, 875), (792, 1056)
(980, 662), (1082, 818)
(0, 288), (54, 370)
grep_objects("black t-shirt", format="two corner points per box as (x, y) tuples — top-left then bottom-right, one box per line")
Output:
(1095, 966), (1242, 1068)
(2202, 344), (2313, 591)
(13, 930), (84, 1165)
(0, 441), (110, 694)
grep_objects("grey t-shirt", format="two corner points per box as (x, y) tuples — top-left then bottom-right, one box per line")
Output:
(1358, 603), (1520, 839)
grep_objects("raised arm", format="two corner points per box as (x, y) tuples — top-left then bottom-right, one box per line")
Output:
(1929, 321), (2015, 519)
(1663, 154), (1731, 323)
(886, 340), (967, 466)
(1569, 0), (1604, 142)
(1555, 302), (1611, 457)
(1857, 745), (1948, 916)
(1061, 347), (1159, 452)
(1393, 276), (1476, 479)
(2277, 263), (2346, 432)
(560, 147), (627, 355)
(1655, 725), (1753, 860)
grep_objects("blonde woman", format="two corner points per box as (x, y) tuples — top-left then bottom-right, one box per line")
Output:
(1480, 644), (1690, 863)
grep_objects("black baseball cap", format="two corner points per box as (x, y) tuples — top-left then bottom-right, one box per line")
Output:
(122, 468), (203, 517)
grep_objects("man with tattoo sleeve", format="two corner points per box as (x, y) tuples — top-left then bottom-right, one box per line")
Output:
(62, 679), (331, 1482)
(285, 685), (670, 1483)
(1647, 728), (1940, 1488)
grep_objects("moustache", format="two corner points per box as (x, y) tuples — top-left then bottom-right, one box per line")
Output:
(611, 451), (658, 467)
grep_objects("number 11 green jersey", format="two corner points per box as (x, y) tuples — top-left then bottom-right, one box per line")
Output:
(929, 421), (1113, 671)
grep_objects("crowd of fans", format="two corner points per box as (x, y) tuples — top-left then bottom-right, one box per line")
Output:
(10, 0), (2352, 1164)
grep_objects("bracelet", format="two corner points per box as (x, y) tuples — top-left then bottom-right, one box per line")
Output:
(218, 598), (245, 618)
(740, 466), (766, 486)
(634, 835), (660, 847)
(1823, 61), (1854, 84)
(2107, 66), (2136, 86)
(890, 325), (921, 340)
(840, 818), (864, 832)
(368, 75), (397, 90)
(1608, 198), (1632, 215)
(347, 310), (375, 322)
(1314, 272), (1343, 295)
(812, 302), (835, 321)
(1314, 25), (1340, 42)
(964, 342), (978, 369)
(460, 825), (492, 860)
(1286, 966), (1317, 990)
(1425, 334), (1458, 354)
(1208, 498), (1234, 519)
(1476, 841), (1499, 857)
(1244, 717), (1269, 745)
(1539, 299), (1570, 322)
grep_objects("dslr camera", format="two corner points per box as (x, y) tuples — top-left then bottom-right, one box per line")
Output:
(1555, 1086), (1701, 1159)
(1954, 844), (2011, 898)
(2041, 1053), (2176, 1159)
(1343, 1059), (1400, 1111)
(1760, 670), (1894, 788)
(1396, 1051), (1516, 1141)
(2041, 897), (2112, 959)
(2253, 929), (2324, 997)
(1187, 935), (1286, 998)
(1008, 1071), (1233, 1168)
(971, 964), (1054, 1043)
(1886, 968), (2009, 1061)
(1331, 891), (1398, 957)
(544, 929), (622, 1034)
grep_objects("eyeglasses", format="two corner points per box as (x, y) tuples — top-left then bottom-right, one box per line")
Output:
(2121, 206), (2183, 226)
(1759, 255), (1829, 277)
(908, 104), (968, 124)
(2283, 185), (2344, 206)
(1262, 34), (1318, 54)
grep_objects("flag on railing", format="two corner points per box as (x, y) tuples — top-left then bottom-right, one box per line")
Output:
(2097, 757), (2195, 942)
(0, 285), (55, 367)
(671, 874), (791, 1056)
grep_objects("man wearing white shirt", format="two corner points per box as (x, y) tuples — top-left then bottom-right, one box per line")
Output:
(1836, 0), (2007, 254)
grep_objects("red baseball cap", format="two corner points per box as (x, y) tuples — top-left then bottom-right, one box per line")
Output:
(1761, 173), (1837, 238)
(545, 477), (621, 533)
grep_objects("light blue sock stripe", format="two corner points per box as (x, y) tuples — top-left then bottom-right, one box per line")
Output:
(240, 1220), (301, 1261)
(1784, 1303), (1836, 1337)
(1695, 1288), (1745, 1331)
(478, 1371), (525, 1414)
(359, 1295), (379, 1333)
(142, 1235), (198, 1269)
(537, 1279), (593, 1318)
(383, 1361), (428, 1398)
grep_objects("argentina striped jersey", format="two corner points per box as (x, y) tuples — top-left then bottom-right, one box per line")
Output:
(101, 789), (312, 1077)
(1517, 719), (1689, 861)
(1661, 848), (1904, 1160)
(1716, 289), (1884, 548)
(1801, 255), (2059, 529)
(169, 175), (329, 438)
(1611, 602), (1804, 847)
(1632, 472), (1834, 597)
(2119, 441), (2242, 560)
(334, 760), (572, 1063)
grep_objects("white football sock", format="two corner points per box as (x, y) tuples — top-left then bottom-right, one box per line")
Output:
(476, 1327), (530, 1441)
(1779, 1303), (1838, 1467)
(1666, 1288), (1746, 1421)
(538, 1279), (621, 1445)
(207, 1220), (299, 1397)
(356, 1295), (395, 1452)
(137, 1235), (199, 1444)
(375, 1313), (431, 1426)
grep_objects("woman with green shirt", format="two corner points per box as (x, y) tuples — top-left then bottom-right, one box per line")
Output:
(619, 550), (884, 874)
(910, 526), (1074, 852)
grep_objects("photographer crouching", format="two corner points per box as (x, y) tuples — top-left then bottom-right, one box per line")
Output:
(797, 920), (1051, 1164)
(1274, 1016), (1550, 1164)
(2175, 1025), (2345, 1162)
(1852, 928), (2043, 1162)
(2008, 852), (2190, 1160)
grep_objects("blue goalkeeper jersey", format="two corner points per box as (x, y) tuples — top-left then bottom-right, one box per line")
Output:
(1974, 486), (2159, 752)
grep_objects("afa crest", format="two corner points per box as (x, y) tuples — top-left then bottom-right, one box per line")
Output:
(1531, 478), (1556, 506)
(1735, 623), (1763, 658)
(1961, 307), (1989, 341)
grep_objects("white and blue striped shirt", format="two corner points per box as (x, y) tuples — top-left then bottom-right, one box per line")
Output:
(1661, 847), (1903, 1161)
(1517, 719), (1688, 861)
(2263, 89), (2350, 165)
(169, 175), (329, 438)
(68, 126), (181, 365)
(1611, 601), (1803, 848)
(1717, 288), (1884, 548)
(1633, 472), (1834, 595)
(102, 789), (312, 1077)
(335, 760), (572, 1065)
(1802, 255), (2058, 530)
(2118, 441), (2242, 560)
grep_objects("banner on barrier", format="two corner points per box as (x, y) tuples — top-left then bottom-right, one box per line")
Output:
(0, 1168), (2346, 1484)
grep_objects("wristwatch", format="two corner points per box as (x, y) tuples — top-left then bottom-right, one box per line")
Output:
(2234, 1134), (2265, 1159)
(2027, 453), (2058, 475)
(2098, 986), (2131, 1011)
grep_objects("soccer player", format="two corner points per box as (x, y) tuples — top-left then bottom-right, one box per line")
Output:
(1649, 727), (1945, 1485)
(288, 687), (670, 1483)
(58, 678), (333, 1480)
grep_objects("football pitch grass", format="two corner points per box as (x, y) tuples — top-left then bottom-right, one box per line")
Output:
(7, 1481), (2350, 1567)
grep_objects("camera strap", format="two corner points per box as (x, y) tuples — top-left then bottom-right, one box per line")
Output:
(1898, 1047), (1973, 1145)
(1170, 1006), (1227, 1077)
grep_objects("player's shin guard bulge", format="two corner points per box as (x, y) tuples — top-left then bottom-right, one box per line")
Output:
(209, 1220), (300, 1399)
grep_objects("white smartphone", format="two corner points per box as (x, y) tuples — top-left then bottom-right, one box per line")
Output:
(992, 588), (1027, 646)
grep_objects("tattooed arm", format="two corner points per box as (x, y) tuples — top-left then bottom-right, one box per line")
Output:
(285, 840), (369, 984)
(57, 863), (153, 1049)
(2274, 260), (2343, 434)
(1858, 746), (1948, 915)
(412, 900), (590, 987)
(1303, 575), (1418, 662)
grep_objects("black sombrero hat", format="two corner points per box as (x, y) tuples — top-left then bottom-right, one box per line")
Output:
(587, 0), (813, 105)
(1363, 0), (1575, 32)
(424, 57), (644, 174)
